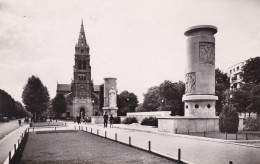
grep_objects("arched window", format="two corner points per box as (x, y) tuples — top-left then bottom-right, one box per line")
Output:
(83, 60), (86, 70)
(78, 60), (82, 70)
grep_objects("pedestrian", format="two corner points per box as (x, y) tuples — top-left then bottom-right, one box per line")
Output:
(103, 112), (108, 128)
(77, 116), (81, 124)
(109, 114), (114, 128)
(18, 119), (21, 126)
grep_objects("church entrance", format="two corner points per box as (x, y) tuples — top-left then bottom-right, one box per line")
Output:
(79, 108), (85, 119)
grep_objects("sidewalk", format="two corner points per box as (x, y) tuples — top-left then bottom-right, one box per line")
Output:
(0, 124), (29, 164)
(68, 123), (260, 164)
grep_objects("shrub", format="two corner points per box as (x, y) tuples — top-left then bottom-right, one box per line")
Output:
(113, 116), (121, 124)
(141, 117), (158, 127)
(85, 117), (91, 123)
(219, 105), (239, 133)
(123, 117), (138, 124)
(244, 117), (260, 131)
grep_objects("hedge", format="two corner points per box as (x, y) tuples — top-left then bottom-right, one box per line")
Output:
(141, 117), (158, 127)
(122, 117), (138, 124)
(219, 105), (239, 133)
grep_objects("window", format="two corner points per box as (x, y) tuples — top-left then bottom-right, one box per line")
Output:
(78, 60), (82, 69)
(237, 66), (239, 70)
(230, 70), (232, 74)
(233, 68), (235, 72)
(81, 49), (84, 53)
(207, 104), (211, 108)
(186, 105), (188, 109)
(83, 60), (86, 70)
(195, 104), (199, 108)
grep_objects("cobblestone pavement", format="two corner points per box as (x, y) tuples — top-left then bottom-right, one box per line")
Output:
(70, 123), (260, 164)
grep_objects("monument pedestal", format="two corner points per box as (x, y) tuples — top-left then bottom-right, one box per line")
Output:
(102, 107), (118, 116)
(158, 116), (243, 134)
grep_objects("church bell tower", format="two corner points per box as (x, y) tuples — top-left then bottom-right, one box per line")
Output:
(72, 20), (93, 118)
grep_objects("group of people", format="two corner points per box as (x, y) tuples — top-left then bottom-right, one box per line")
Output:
(103, 112), (113, 128)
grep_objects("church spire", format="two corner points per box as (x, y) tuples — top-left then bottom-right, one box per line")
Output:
(75, 19), (89, 54)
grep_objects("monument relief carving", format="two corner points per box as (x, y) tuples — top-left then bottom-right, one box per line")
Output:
(185, 72), (196, 94)
(199, 42), (215, 64)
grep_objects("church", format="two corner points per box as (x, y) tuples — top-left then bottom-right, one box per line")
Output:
(56, 21), (101, 119)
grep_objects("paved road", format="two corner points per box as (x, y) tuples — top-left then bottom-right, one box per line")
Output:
(0, 119), (27, 139)
(70, 123), (260, 164)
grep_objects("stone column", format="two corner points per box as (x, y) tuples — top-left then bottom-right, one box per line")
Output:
(182, 25), (218, 117)
(102, 77), (118, 116)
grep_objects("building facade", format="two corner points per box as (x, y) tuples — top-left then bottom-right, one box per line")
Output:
(56, 21), (101, 119)
(227, 62), (245, 89)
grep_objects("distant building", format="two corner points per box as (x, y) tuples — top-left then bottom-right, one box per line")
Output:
(227, 62), (245, 89)
(56, 21), (101, 119)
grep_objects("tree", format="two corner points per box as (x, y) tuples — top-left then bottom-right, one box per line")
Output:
(242, 57), (260, 85)
(0, 89), (16, 117)
(117, 90), (138, 116)
(158, 80), (185, 116)
(52, 93), (67, 118)
(143, 86), (160, 111)
(22, 75), (50, 121)
(231, 84), (252, 114)
(247, 84), (260, 118)
(215, 68), (230, 115)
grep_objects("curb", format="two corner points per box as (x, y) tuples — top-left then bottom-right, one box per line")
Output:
(111, 125), (260, 149)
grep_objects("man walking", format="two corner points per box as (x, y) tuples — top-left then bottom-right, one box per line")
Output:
(103, 112), (108, 128)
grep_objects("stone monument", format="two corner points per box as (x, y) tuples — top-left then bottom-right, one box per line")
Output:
(158, 25), (243, 133)
(102, 78), (118, 116)
(182, 25), (218, 117)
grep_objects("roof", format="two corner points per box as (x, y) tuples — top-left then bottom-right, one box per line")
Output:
(57, 84), (71, 92)
(94, 85), (100, 92)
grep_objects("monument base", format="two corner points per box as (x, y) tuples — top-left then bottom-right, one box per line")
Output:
(158, 116), (243, 134)
(102, 107), (118, 116)
(91, 116), (103, 124)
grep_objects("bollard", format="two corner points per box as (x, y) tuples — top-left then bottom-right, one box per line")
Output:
(91, 128), (92, 133)
(14, 144), (16, 152)
(9, 151), (11, 163)
(86, 127), (87, 132)
(178, 148), (181, 162)
(236, 133), (237, 140)
(97, 129), (99, 135)
(246, 133), (248, 140)
(148, 141), (151, 151)
(204, 131), (206, 137)
(115, 133), (117, 141)
(129, 136), (131, 145)
(226, 133), (227, 140)
(229, 161), (233, 164)
(105, 131), (107, 138)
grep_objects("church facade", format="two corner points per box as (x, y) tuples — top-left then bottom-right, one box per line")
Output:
(56, 21), (101, 119)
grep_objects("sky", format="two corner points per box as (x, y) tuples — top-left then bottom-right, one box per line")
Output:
(0, 0), (259, 104)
